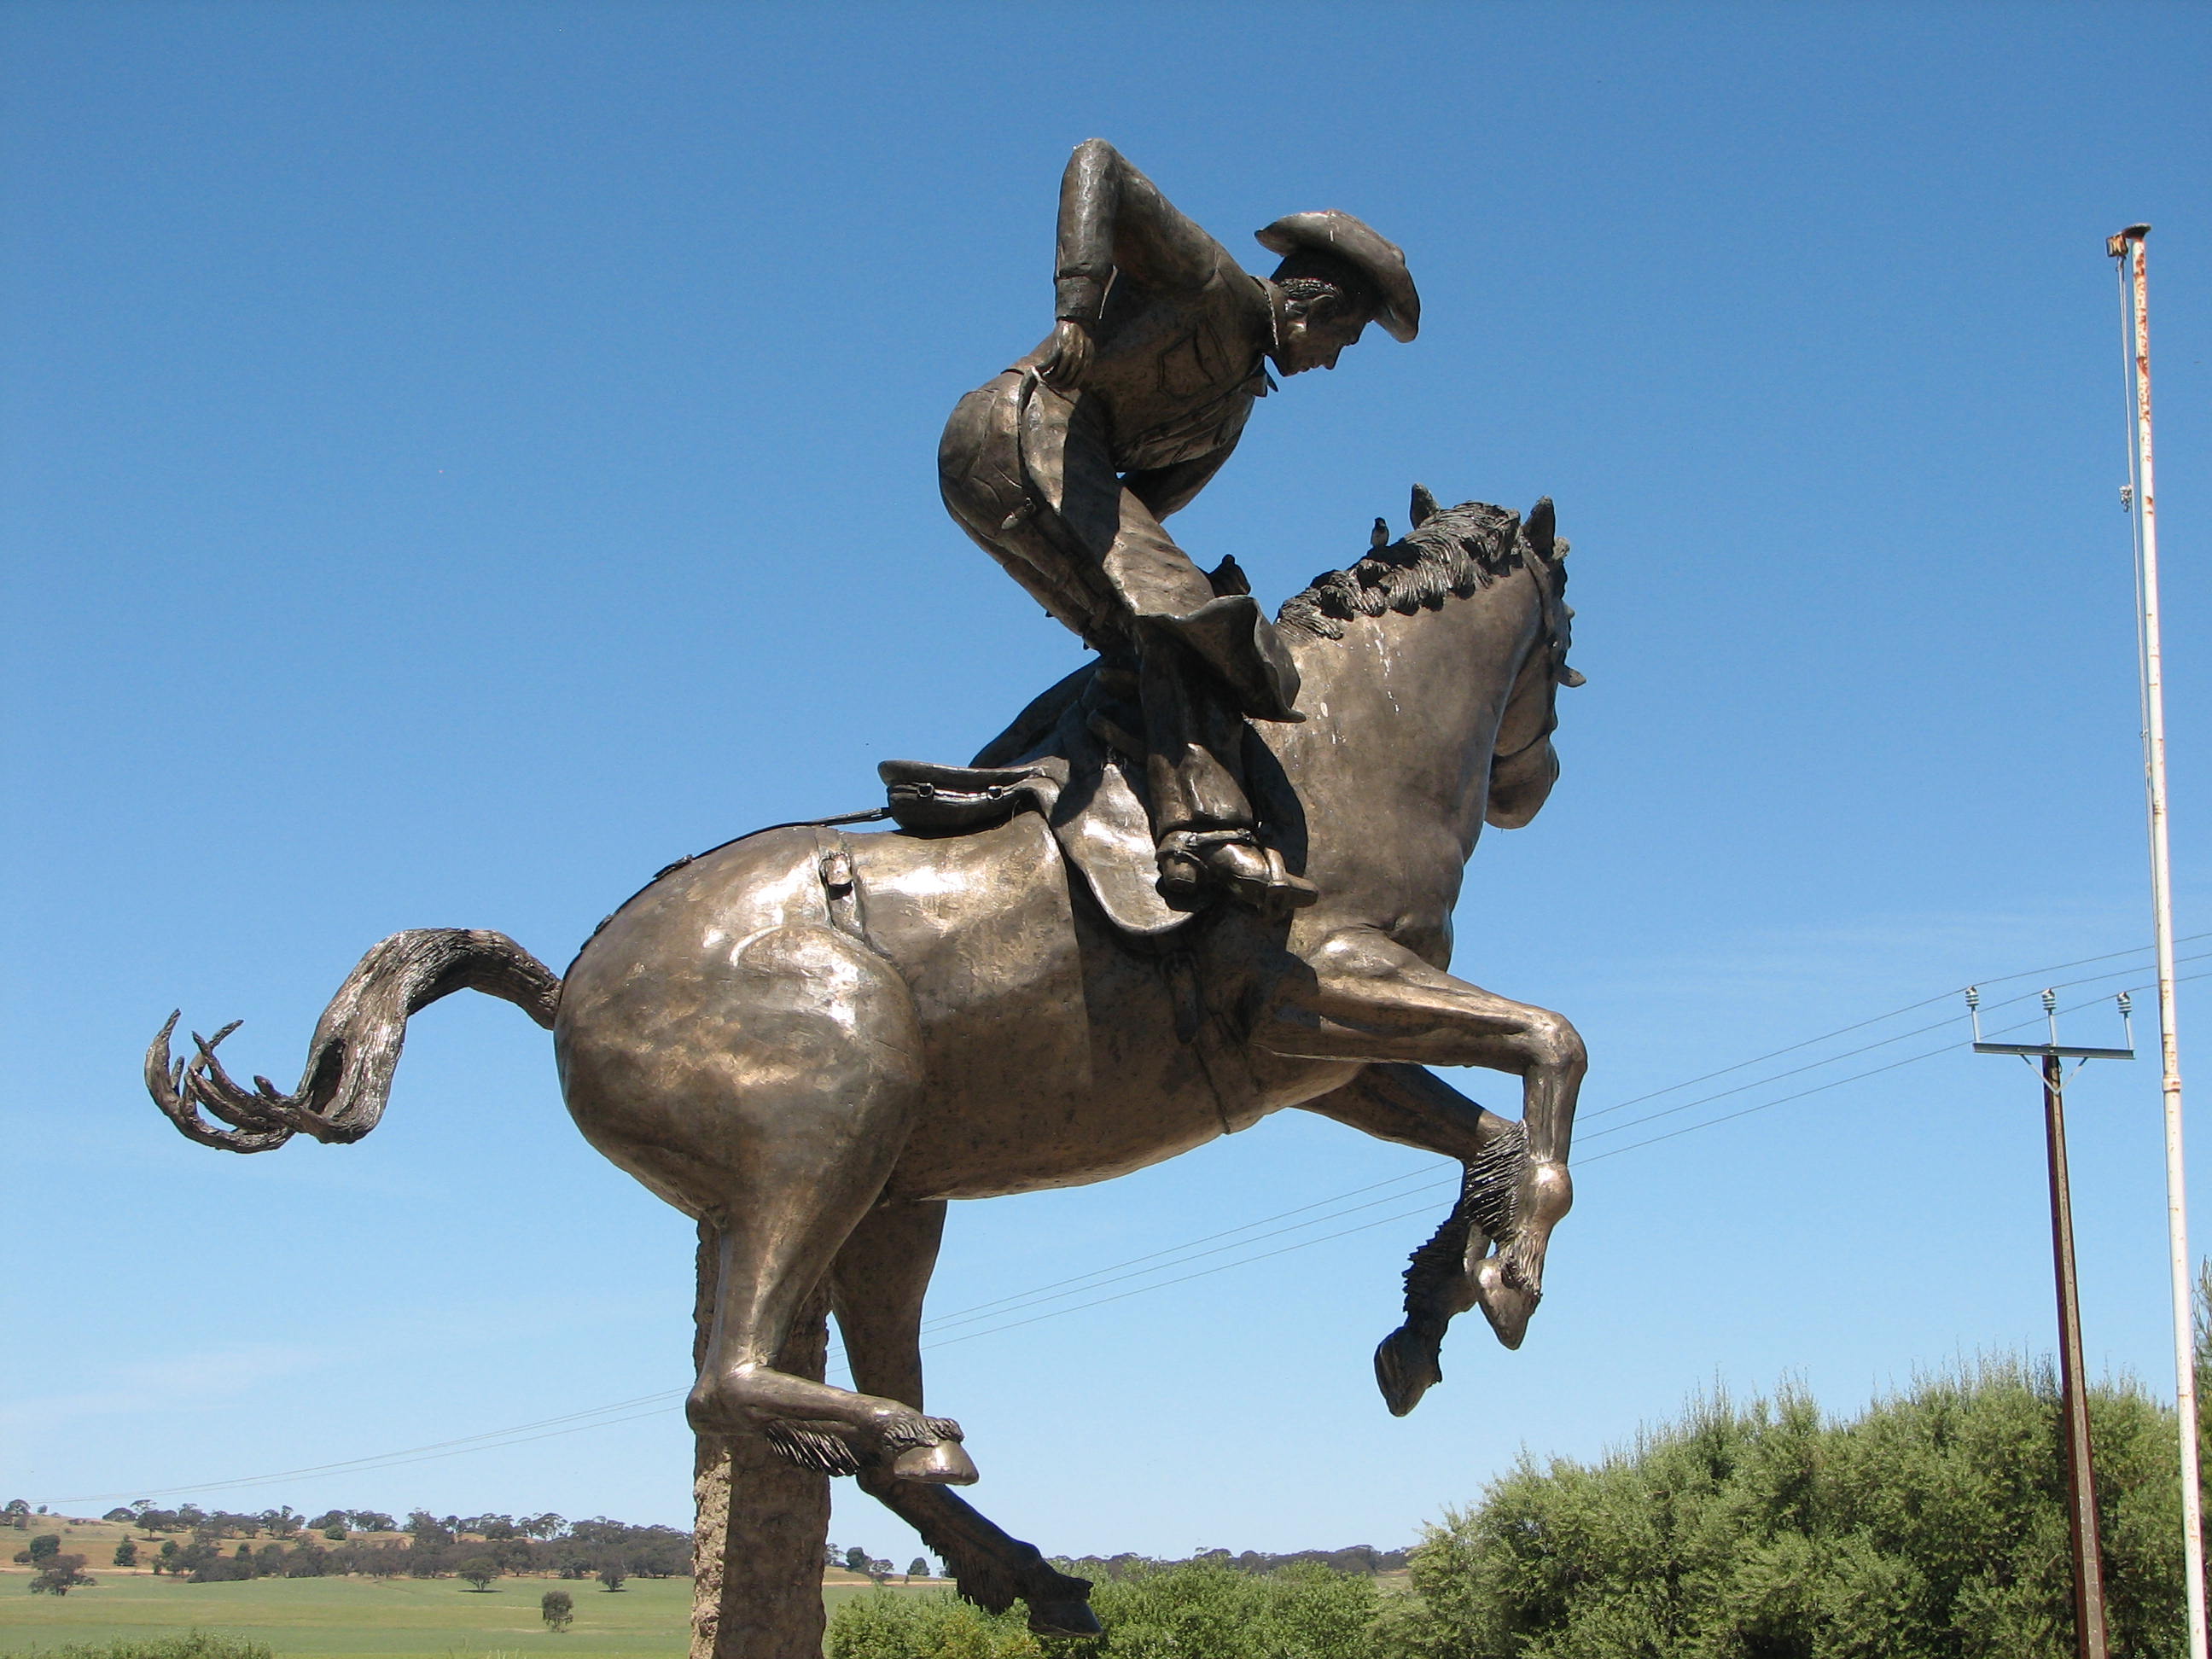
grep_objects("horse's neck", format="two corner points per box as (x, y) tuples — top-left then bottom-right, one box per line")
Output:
(1272, 569), (1545, 921)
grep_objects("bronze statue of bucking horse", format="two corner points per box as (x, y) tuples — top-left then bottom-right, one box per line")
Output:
(147, 487), (1586, 1640)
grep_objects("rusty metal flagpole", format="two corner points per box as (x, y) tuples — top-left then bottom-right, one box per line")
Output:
(2109, 222), (2205, 1659)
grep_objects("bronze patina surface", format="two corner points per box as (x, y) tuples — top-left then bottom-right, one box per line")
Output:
(146, 144), (1587, 1657)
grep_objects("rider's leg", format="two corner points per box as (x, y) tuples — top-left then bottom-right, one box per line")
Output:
(937, 374), (1120, 642)
(1136, 637), (1318, 910)
(1102, 491), (1318, 906)
(830, 1198), (1100, 1637)
(938, 381), (1307, 906)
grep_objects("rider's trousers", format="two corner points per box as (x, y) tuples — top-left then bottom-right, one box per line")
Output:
(938, 371), (1299, 841)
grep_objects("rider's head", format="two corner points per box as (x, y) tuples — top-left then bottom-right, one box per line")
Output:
(1255, 210), (1420, 375)
(1267, 254), (1380, 375)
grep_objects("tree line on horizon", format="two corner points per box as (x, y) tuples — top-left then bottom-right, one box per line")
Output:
(5, 1500), (687, 1589)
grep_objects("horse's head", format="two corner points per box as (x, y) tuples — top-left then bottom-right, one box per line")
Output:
(1272, 486), (1582, 850)
(1482, 495), (1580, 828)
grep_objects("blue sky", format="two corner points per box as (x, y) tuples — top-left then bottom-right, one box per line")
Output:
(4, 1), (2209, 1569)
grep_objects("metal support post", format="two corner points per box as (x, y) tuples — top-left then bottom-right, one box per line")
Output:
(2109, 221), (2204, 1659)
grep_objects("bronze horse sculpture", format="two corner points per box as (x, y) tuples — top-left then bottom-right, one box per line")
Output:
(148, 490), (1586, 1639)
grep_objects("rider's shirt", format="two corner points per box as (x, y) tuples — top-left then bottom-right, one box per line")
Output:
(1072, 266), (1272, 476)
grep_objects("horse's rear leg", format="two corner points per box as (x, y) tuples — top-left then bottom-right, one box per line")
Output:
(832, 1200), (1101, 1639)
(581, 923), (964, 1479)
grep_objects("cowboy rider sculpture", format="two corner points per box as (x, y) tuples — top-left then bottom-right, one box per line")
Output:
(939, 138), (1419, 911)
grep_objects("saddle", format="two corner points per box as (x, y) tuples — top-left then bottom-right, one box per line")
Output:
(878, 667), (1190, 937)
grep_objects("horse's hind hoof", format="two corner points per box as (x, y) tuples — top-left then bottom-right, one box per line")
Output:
(1026, 1599), (1103, 1638)
(888, 1438), (979, 1485)
(1375, 1324), (1442, 1417)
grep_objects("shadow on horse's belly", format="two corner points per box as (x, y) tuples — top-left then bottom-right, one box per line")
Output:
(556, 817), (1263, 1215)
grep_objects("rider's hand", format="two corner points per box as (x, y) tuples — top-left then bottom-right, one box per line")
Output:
(1037, 319), (1094, 390)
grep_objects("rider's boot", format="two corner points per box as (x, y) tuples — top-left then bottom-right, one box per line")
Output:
(1156, 828), (1319, 913)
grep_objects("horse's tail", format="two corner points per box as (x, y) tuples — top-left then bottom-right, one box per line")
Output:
(147, 928), (561, 1154)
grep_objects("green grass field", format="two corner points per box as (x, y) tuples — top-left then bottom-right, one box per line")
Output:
(0, 1568), (939, 1658)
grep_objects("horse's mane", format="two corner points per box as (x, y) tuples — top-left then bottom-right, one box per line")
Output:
(1276, 499), (1535, 641)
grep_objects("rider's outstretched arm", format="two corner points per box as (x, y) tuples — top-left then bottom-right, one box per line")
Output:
(1054, 138), (1225, 325)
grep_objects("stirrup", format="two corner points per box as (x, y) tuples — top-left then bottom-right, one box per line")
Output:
(1156, 830), (1318, 912)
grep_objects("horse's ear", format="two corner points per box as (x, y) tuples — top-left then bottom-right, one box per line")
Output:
(1523, 497), (1556, 561)
(1408, 483), (1439, 527)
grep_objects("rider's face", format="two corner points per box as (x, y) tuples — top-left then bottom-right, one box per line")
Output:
(1270, 294), (1371, 375)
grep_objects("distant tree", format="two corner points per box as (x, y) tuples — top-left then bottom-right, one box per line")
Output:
(907, 1557), (929, 1580)
(358, 1546), (409, 1580)
(844, 1545), (869, 1574)
(405, 1510), (452, 1545)
(158, 1540), (179, 1570)
(867, 1558), (894, 1583)
(3, 1499), (28, 1530)
(522, 1511), (567, 1540)
(114, 1539), (139, 1568)
(350, 1511), (397, 1534)
(824, 1540), (841, 1568)
(597, 1559), (627, 1592)
(26, 1534), (60, 1564)
(542, 1587), (574, 1632)
(175, 1505), (207, 1530)
(234, 1542), (253, 1560)
(103, 1506), (137, 1523)
(29, 1553), (95, 1595)
(259, 1507), (301, 1538)
(457, 1555), (500, 1592)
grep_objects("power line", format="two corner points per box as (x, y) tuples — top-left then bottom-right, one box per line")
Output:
(1580, 952), (2207, 1144)
(1581, 971), (2209, 1166)
(55, 942), (2199, 1505)
(1581, 932), (2207, 1123)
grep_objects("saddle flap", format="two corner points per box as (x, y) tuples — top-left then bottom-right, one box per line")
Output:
(886, 685), (1193, 940)
(1040, 705), (1192, 938)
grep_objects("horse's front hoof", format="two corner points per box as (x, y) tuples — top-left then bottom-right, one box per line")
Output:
(888, 1438), (979, 1485)
(1374, 1325), (1442, 1417)
(1475, 1257), (1540, 1350)
(1026, 1598), (1103, 1638)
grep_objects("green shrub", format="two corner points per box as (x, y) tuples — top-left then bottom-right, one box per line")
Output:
(37, 1636), (276, 1659)
(1377, 1359), (2189, 1659)
(828, 1590), (1039, 1659)
(826, 1560), (1379, 1659)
